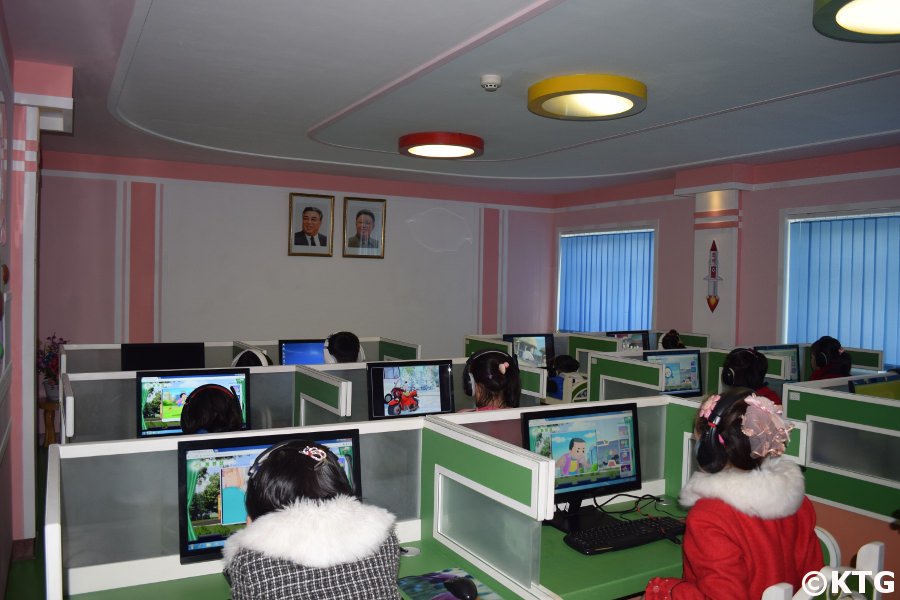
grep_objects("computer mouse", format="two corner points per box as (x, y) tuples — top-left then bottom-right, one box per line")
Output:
(443, 576), (479, 600)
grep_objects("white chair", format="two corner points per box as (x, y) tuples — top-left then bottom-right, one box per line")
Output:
(760, 541), (885, 600)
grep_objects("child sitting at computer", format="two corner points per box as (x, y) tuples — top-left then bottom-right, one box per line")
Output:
(223, 439), (400, 600)
(722, 347), (781, 405)
(644, 387), (822, 600)
(809, 335), (852, 380)
(461, 349), (521, 410)
(179, 384), (244, 434)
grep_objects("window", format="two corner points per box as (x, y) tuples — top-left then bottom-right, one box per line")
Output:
(557, 229), (654, 332)
(785, 213), (900, 367)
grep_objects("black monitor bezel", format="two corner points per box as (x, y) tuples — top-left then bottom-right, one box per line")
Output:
(135, 367), (251, 438)
(177, 428), (362, 564)
(520, 403), (642, 508)
(606, 330), (651, 350)
(642, 349), (703, 397)
(277, 338), (327, 365)
(501, 332), (556, 369)
(753, 344), (801, 382)
(366, 359), (455, 420)
(121, 342), (206, 371)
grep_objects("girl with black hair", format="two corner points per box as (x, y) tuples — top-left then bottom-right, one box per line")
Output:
(722, 347), (781, 405)
(809, 335), (852, 381)
(223, 440), (400, 600)
(179, 384), (244, 434)
(644, 388), (821, 599)
(464, 350), (522, 410)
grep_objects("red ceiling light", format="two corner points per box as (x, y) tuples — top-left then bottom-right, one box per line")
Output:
(398, 132), (484, 158)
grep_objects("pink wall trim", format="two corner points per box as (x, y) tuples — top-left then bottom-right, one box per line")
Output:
(735, 192), (745, 343)
(694, 209), (739, 218)
(694, 221), (738, 230)
(128, 182), (157, 342)
(41, 151), (553, 208)
(554, 178), (676, 208)
(481, 209), (500, 334)
(12, 60), (72, 98)
(754, 146), (900, 184)
(675, 164), (755, 190)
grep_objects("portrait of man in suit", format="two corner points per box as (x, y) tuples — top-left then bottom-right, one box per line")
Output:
(289, 193), (334, 256)
(294, 206), (327, 247)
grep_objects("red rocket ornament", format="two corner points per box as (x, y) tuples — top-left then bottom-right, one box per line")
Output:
(704, 241), (722, 312)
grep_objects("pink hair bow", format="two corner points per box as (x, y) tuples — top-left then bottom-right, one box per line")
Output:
(498, 361), (509, 375)
(741, 395), (794, 458)
(699, 394), (721, 420)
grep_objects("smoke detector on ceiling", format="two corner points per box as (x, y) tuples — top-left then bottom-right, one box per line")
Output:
(480, 74), (502, 92)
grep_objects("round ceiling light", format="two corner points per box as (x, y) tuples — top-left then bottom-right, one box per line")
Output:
(398, 132), (484, 158)
(813, 0), (900, 42)
(527, 74), (647, 120)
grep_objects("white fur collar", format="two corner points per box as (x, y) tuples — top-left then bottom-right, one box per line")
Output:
(223, 495), (395, 569)
(679, 457), (806, 519)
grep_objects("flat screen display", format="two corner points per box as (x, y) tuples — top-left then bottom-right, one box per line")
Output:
(278, 339), (326, 365)
(643, 350), (702, 397)
(366, 360), (454, 419)
(754, 344), (800, 381)
(137, 368), (249, 437)
(177, 429), (360, 563)
(522, 403), (641, 505)
(501, 333), (555, 368)
(606, 330), (650, 351)
(121, 342), (205, 371)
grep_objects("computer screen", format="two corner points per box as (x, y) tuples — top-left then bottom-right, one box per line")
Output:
(754, 344), (800, 381)
(606, 330), (650, 351)
(643, 350), (702, 397)
(521, 403), (641, 530)
(278, 339), (326, 365)
(121, 342), (205, 371)
(367, 359), (454, 419)
(136, 368), (250, 437)
(177, 429), (360, 563)
(501, 333), (555, 368)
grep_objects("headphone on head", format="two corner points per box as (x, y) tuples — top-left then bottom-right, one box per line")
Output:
(696, 392), (744, 470)
(231, 348), (270, 367)
(815, 349), (829, 367)
(463, 349), (517, 396)
(722, 348), (766, 388)
(323, 333), (366, 363)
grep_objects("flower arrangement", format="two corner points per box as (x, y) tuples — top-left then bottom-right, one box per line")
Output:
(37, 333), (68, 383)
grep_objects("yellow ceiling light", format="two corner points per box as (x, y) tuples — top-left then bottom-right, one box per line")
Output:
(814, 0), (900, 42)
(527, 74), (647, 120)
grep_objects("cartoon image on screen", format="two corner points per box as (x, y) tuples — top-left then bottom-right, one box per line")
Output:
(643, 350), (701, 396)
(510, 336), (546, 367)
(380, 365), (441, 416)
(182, 437), (356, 557)
(138, 370), (248, 437)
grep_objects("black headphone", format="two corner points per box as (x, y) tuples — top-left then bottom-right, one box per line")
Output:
(815, 350), (829, 367)
(696, 392), (744, 470)
(722, 348), (766, 388)
(185, 383), (238, 405)
(463, 349), (517, 397)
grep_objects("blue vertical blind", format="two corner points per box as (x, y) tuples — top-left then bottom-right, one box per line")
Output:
(786, 214), (900, 366)
(557, 229), (654, 332)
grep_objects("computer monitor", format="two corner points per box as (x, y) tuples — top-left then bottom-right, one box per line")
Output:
(521, 403), (641, 532)
(177, 429), (361, 563)
(121, 342), (205, 371)
(643, 350), (702, 397)
(606, 330), (650, 351)
(501, 333), (555, 368)
(367, 359), (454, 419)
(278, 339), (327, 365)
(136, 368), (250, 437)
(754, 344), (800, 382)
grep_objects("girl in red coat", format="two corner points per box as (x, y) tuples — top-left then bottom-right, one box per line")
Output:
(644, 388), (822, 600)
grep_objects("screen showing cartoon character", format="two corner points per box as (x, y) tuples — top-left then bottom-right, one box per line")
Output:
(138, 370), (248, 437)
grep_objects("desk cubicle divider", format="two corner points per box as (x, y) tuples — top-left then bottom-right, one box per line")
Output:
(61, 342), (242, 377)
(652, 331), (710, 349)
(420, 416), (557, 599)
(463, 335), (511, 357)
(378, 337), (420, 360)
(294, 365), (351, 426)
(797, 344), (883, 382)
(566, 334), (619, 372)
(44, 419), (424, 599)
(587, 352), (663, 402)
(704, 348), (787, 395)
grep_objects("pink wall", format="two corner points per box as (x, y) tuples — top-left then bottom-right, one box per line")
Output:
(505, 210), (555, 331)
(481, 209), (500, 334)
(128, 182), (157, 342)
(38, 177), (118, 343)
(737, 172), (900, 345)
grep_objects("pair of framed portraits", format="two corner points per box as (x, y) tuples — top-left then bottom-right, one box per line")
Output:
(288, 194), (385, 258)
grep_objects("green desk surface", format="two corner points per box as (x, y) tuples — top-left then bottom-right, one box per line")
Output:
(539, 503), (685, 600)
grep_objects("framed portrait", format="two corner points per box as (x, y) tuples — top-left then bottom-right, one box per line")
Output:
(289, 193), (334, 256)
(343, 197), (386, 259)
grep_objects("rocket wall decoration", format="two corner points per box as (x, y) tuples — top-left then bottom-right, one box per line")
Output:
(704, 240), (722, 312)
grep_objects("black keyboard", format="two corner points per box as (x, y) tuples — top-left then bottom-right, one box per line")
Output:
(563, 516), (685, 555)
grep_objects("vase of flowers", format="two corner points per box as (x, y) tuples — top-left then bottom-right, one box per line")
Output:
(37, 333), (68, 401)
